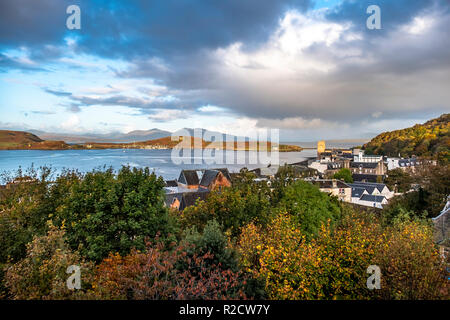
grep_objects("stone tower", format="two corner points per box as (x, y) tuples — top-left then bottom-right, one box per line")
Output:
(317, 140), (325, 156)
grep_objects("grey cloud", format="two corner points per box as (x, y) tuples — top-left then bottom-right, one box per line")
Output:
(0, 53), (47, 72)
(31, 110), (56, 115)
(44, 88), (72, 97)
(115, 3), (450, 126)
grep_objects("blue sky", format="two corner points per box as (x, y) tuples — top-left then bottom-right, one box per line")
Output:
(1, 0), (449, 141)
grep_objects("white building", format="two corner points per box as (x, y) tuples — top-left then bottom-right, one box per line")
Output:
(353, 149), (383, 163)
(308, 161), (328, 174)
(349, 182), (393, 208)
(357, 194), (388, 209)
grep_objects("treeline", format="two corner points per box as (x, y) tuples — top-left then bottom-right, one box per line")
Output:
(363, 113), (449, 163)
(0, 166), (448, 300)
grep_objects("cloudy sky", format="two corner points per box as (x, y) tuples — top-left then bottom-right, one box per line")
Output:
(0, 0), (449, 141)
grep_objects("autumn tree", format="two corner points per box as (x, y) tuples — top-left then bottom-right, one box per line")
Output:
(92, 241), (246, 300)
(180, 181), (273, 238)
(4, 223), (93, 300)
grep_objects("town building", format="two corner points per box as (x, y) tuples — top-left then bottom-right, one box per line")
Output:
(250, 165), (280, 179)
(165, 189), (209, 211)
(312, 179), (352, 202)
(350, 161), (386, 176)
(348, 182), (393, 199)
(356, 194), (388, 209)
(199, 169), (232, 191)
(165, 168), (232, 211)
(177, 170), (201, 189)
(348, 182), (393, 208)
(386, 157), (436, 172)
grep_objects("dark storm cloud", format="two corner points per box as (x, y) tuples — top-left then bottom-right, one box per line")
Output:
(2, 0), (449, 131)
(0, 0), (313, 58)
(0, 0), (76, 48)
(110, 0), (450, 125)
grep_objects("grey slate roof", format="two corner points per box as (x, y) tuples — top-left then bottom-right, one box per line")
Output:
(165, 180), (178, 187)
(360, 194), (386, 203)
(350, 162), (379, 169)
(399, 158), (419, 167)
(314, 180), (350, 189)
(352, 174), (385, 183)
(212, 168), (232, 182)
(351, 187), (367, 198)
(182, 190), (209, 209)
(178, 170), (199, 185)
(200, 170), (220, 188)
(165, 189), (209, 211)
(349, 182), (387, 194)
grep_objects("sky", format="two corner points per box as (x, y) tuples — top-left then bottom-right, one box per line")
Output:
(0, 0), (449, 141)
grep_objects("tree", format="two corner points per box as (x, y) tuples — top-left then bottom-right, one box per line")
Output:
(52, 166), (177, 262)
(4, 223), (94, 300)
(333, 168), (353, 183)
(180, 181), (273, 238)
(277, 180), (342, 239)
(363, 113), (449, 163)
(383, 162), (449, 220)
(384, 168), (413, 193)
(238, 210), (448, 300)
(182, 220), (239, 271)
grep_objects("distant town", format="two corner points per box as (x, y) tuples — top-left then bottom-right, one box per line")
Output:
(163, 140), (437, 212)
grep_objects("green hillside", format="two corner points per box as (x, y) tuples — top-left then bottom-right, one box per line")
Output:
(0, 130), (43, 148)
(363, 114), (449, 163)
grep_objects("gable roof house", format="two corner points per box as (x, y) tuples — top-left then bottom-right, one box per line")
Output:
(313, 179), (352, 202)
(351, 187), (369, 203)
(165, 190), (209, 211)
(213, 168), (232, 182)
(250, 165), (280, 179)
(199, 169), (232, 191)
(178, 170), (200, 189)
(348, 182), (393, 199)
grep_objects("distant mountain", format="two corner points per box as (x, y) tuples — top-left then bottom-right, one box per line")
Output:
(15, 128), (257, 144)
(30, 128), (171, 144)
(173, 128), (253, 142)
(363, 114), (449, 162)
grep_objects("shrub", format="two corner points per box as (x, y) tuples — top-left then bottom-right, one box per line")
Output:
(4, 223), (94, 300)
(91, 240), (246, 300)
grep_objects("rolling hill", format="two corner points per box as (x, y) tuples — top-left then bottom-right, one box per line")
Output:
(363, 114), (449, 163)
(0, 130), (70, 150)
